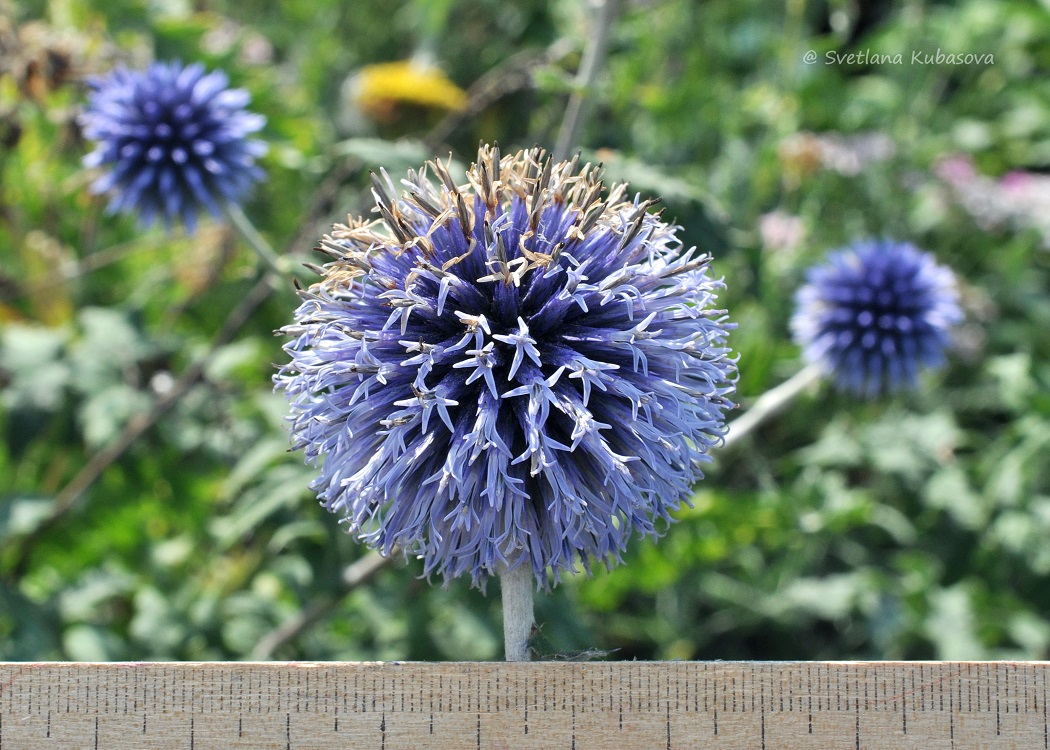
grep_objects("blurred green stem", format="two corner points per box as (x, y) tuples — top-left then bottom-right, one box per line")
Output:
(251, 551), (393, 659)
(224, 203), (291, 277)
(4, 271), (279, 582)
(500, 563), (535, 662)
(723, 363), (823, 448)
(553, 0), (621, 163)
(4, 173), (349, 583)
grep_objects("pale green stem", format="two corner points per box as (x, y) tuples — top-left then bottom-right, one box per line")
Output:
(553, 0), (621, 163)
(500, 563), (535, 662)
(722, 363), (823, 449)
(224, 203), (290, 277)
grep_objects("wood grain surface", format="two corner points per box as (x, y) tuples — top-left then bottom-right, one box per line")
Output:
(1, 661), (1048, 749)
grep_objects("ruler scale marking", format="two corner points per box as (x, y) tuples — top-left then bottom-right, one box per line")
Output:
(919, 662), (924, 712)
(1020, 663), (1025, 714)
(950, 672), (955, 750)
(903, 668), (909, 734)
(1006, 661), (1011, 712)
(2, 662), (1050, 748)
(996, 662), (1002, 736)
(713, 668), (718, 734)
(985, 662), (991, 716)
(966, 662), (972, 713)
(853, 692), (859, 750)
(760, 672), (766, 750)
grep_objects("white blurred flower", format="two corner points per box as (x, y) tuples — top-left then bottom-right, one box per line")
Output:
(759, 211), (806, 253)
(936, 155), (1050, 248)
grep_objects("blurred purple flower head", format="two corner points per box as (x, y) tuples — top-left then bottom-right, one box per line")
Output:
(277, 145), (736, 588)
(81, 61), (266, 232)
(792, 239), (962, 397)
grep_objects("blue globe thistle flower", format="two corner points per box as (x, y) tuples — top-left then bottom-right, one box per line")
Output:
(277, 145), (736, 588)
(81, 61), (266, 232)
(791, 239), (962, 396)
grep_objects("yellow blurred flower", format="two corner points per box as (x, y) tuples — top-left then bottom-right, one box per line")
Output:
(352, 60), (467, 122)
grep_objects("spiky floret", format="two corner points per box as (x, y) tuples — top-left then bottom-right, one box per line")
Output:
(81, 61), (266, 231)
(277, 145), (736, 588)
(791, 239), (962, 396)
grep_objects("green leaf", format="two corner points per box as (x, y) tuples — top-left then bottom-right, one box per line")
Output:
(77, 383), (152, 448)
(330, 138), (441, 174)
(0, 324), (71, 412)
(0, 496), (55, 544)
(926, 585), (984, 660)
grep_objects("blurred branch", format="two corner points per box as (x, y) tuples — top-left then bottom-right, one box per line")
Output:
(424, 42), (572, 152)
(161, 229), (238, 326)
(4, 269), (286, 582)
(3, 157), (363, 582)
(553, 0), (621, 163)
(250, 550), (393, 660)
(17, 236), (166, 296)
(225, 203), (291, 276)
(721, 363), (823, 449)
(3, 185), (346, 581)
(282, 158), (361, 258)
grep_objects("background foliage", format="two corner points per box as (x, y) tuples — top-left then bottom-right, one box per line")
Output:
(2, 0), (1049, 662)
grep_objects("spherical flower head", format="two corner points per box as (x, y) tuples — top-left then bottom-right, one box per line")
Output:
(791, 239), (962, 396)
(277, 145), (736, 588)
(81, 61), (266, 232)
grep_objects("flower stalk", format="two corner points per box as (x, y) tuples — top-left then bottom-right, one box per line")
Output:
(500, 563), (535, 662)
(224, 202), (290, 277)
(553, 0), (621, 162)
(722, 363), (822, 448)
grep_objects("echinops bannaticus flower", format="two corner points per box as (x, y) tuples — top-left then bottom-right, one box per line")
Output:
(277, 145), (736, 587)
(791, 239), (962, 396)
(81, 61), (266, 231)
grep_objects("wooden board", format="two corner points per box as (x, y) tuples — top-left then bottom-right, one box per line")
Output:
(1, 661), (1048, 749)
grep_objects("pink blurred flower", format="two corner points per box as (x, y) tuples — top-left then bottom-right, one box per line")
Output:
(759, 211), (806, 253)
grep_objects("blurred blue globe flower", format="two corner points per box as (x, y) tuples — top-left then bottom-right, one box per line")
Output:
(791, 239), (962, 396)
(277, 145), (736, 587)
(81, 61), (266, 232)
